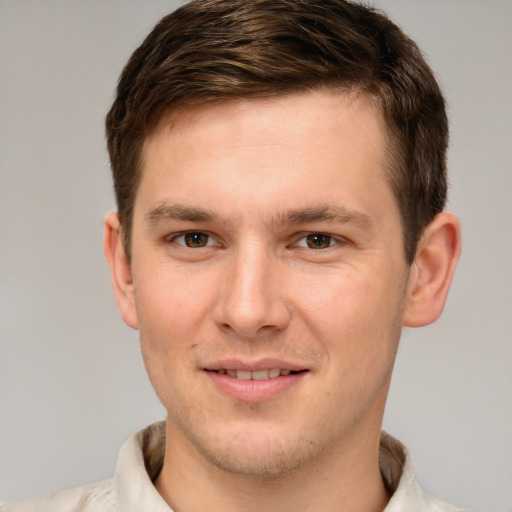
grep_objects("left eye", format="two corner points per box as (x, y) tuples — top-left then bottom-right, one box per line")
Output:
(294, 233), (338, 249)
(171, 232), (215, 248)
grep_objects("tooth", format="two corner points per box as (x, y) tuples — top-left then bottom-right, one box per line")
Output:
(252, 370), (269, 380)
(218, 369), (226, 375)
(269, 368), (281, 378)
(280, 369), (291, 376)
(236, 370), (252, 380)
(226, 369), (237, 377)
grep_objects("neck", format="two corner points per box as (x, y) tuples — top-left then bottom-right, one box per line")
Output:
(155, 419), (390, 512)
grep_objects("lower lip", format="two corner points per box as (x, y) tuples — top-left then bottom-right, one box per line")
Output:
(205, 371), (306, 402)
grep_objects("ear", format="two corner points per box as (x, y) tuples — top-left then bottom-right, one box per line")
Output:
(403, 212), (461, 327)
(103, 212), (138, 329)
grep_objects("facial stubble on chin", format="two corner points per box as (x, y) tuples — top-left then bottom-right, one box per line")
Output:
(169, 410), (332, 480)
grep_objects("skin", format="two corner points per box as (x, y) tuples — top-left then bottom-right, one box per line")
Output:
(104, 90), (461, 512)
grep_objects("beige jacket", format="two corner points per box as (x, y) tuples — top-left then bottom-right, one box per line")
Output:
(2, 422), (464, 512)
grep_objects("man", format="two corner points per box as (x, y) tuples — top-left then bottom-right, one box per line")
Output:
(3, 0), (462, 510)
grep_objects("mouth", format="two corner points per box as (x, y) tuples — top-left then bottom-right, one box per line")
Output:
(203, 362), (309, 402)
(207, 368), (304, 380)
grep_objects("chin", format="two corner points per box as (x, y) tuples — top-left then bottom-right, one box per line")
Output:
(190, 427), (327, 479)
(203, 446), (311, 479)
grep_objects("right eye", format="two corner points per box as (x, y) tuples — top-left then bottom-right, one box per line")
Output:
(170, 231), (215, 248)
(294, 233), (337, 249)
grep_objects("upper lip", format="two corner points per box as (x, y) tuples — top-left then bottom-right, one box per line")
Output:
(203, 358), (308, 372)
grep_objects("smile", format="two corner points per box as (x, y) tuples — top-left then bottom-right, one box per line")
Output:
(215, 368), (294, 380)
(205, 364), (308, 402)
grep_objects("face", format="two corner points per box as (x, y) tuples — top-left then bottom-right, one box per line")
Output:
(125, 91), (412, 477)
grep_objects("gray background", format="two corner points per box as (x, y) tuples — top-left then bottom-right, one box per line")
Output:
(0, 1), (511, 511)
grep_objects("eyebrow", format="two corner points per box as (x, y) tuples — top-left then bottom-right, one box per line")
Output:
(145, 203), (372, 230)
(272, 206), (372, 229)
(145, 204), (225, 225)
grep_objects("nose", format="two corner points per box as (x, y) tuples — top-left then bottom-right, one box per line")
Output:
(213, 247), (291, 338)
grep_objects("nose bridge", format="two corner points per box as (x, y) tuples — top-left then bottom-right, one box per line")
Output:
(214, 240), (290, 337)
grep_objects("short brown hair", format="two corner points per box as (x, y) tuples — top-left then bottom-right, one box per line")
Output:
(106, 0), (448, 263)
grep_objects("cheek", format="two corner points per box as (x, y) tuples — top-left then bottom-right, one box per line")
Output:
(132, 274), (205, 389)
(133, 261), (215, 332)
(292, 265), (405, 360)
(292, 268), (381, 327)
(136, 299), (200, 415)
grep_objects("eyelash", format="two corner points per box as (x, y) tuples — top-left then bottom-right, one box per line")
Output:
(167, 231), (219, 248)
(292, 233), (346, 250)
(167, 231), (347, 250)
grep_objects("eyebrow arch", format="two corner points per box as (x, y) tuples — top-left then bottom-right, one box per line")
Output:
(145, 204), (225, 226)
(272, 206), (372, 229)
(144, 203), (372, 230)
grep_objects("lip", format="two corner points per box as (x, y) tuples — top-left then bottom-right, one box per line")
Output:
(203, 358), (309, 403)
(204, 358), (306, 372)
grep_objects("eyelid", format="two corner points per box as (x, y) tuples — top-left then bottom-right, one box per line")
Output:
(164, 230), (348, 249)
(167, 230), (219, 247)
(290, 232), (349, 249)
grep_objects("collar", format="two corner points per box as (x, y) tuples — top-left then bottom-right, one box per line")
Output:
(112, 422), (451, 511)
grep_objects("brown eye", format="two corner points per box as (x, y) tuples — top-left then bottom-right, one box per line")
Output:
(183, 232), (210, 247)
(305, 233), (333, 249)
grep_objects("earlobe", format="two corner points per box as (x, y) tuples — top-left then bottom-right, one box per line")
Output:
(103, 212), (139, 329)
(403, 212), (461, 327)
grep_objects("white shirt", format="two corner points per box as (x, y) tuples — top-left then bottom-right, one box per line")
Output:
(2, 422), (464, 511)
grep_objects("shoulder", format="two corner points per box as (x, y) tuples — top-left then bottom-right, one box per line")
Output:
(1, 480), (117, 512)
(422, 493), (468, 512)
(1, 422), (167, 512)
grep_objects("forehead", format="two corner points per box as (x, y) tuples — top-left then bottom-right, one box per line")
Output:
(136, 90), (396, 226)
(151, 89), (384, 142)
(143, 90), (388, 172)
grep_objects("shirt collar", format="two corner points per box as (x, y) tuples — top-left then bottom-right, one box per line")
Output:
(113, 422), (429, 511)
(379, 430), (428, 510)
